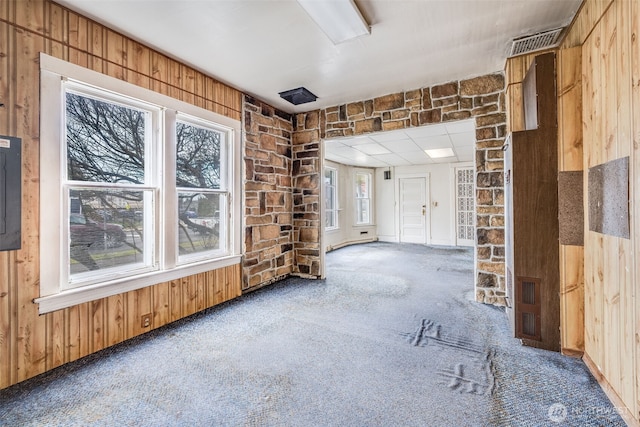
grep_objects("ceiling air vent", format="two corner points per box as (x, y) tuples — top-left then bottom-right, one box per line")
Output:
(509, 28), (563, 57)
(279, 87), (318, 106)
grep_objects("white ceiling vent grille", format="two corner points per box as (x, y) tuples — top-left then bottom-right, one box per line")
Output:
(509, 28), (563, 57)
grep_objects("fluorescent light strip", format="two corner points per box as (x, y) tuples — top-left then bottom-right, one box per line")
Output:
(297, 0), (370, 44)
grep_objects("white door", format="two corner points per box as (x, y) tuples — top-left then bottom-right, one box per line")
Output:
(399, 177), (427, 244)
(455, 168), (475, 246)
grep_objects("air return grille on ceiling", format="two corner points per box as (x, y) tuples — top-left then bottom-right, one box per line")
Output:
(509, 28), (563, 57)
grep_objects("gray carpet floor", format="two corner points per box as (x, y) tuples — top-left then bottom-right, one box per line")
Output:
(0, 242), (626, 426)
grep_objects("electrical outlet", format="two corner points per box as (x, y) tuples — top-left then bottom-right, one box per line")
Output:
(141, 313), (152, 328)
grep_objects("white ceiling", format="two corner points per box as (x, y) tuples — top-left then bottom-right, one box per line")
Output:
(57, 0), (580, 168)
(325, 119), (475, 167)
(56, 0), (582, 114)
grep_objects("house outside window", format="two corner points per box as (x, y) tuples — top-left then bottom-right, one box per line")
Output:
(324, 167), (338, 230)
(38, 54), (241, 313)
(355, 172), (371, 224)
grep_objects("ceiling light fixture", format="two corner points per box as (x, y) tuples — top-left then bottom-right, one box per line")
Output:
(425, 148), (455, 158)
(296, 0), (370, 44)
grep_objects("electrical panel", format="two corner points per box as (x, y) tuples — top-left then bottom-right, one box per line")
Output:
(0, 135), (21, 251)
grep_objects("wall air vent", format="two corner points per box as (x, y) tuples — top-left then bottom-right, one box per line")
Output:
(509, 28), (563, 57)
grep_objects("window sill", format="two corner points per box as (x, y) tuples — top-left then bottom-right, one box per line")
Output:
(35, 255), (242, 314)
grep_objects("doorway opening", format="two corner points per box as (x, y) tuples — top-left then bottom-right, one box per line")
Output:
(321, 119), (476, 266)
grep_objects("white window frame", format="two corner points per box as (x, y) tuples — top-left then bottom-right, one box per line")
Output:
(355, 171), (372, 225)
(174, 113), (230, 265)
(37, 54), (242, 314)
(324, 167), (339, 231)
(62, 82), (160, 289)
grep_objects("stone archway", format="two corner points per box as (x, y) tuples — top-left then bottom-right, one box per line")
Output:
(291, 73), (508, 305)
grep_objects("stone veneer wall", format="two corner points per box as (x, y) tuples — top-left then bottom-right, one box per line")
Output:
(243, 73), (508, 305)
(294, 74), (508, 305)
(292, 111), (323, 278)
(242, 96), (296, 290)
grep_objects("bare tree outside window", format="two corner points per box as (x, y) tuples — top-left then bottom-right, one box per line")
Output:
(65, 93), (227, 273)
(66, 92), (151, 275)
(176, 121), (225, 258)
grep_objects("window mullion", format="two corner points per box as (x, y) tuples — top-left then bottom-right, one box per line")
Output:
(163, 109), (178, 271)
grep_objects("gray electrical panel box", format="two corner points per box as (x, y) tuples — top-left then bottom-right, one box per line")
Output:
(0, 135), (21, 251)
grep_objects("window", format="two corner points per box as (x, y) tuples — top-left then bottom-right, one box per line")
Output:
(38, 54), (241, 313)
(324, 167), (338, 230)
(355, 172), (371, 224)
(175, 116), (229, 263)
(64, 85), (158, 286)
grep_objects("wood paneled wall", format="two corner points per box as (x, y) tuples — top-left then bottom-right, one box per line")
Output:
(507, 46), (585, 356)
(505, 0), (638, 424)
(0, 0), (243, 390)
(556, 45), (585, 357)
(578, 0), (638, 422)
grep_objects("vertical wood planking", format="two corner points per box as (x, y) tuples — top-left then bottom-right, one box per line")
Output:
(557, 46), (585, 355)
(90, 299), (105, 353)
(0, 250), (11, 389)
(602, 1), (619, 392)
(127, 40), (151, 90)
(106, 294), (125, 346)
(184, 277), (197, 317)
(182, 65), (196, 106)
(127, 287), (152, 337)
(46, 310), (65, 370)
(67, 14), (88, 67)
(169, 279), (183, 322)
(615, 0), (635, 411)
(152, 282), (170, 328)
(588, 18), (605, 370)
(105, 29), (125, 81)
(558, 47), (583, 171)
(1, 0), (243, 391)
(632, 0), (640, 417)
(196, 273), (206, 313)
(89, 20), (104, 74)
(46, 2), (67, 60)
(574, 1), (639, 421)
(15, 15), (46, 382)
(0, 18), (11, 389)
(216, 267), (228, 305)
(582, 22), (596, 361)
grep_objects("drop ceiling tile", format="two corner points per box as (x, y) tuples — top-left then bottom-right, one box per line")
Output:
(431, 156), (457, 164)
(330, 145), (366, 158)
(341, 136), (374, 146)
(368, 130), (409, 143)
(372, 153), (411, 165)
(355, 143), (391, 155)
(404, 123), (448, 138)
(445, 119), (475, 134)
(450, 131), (475, 147)
(355, 157), (388, 167)
(325, 153), (351, 164)
(379, 139), (420, 153)
(413, 134), (453, 150)
(399, 150), (432, 164)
